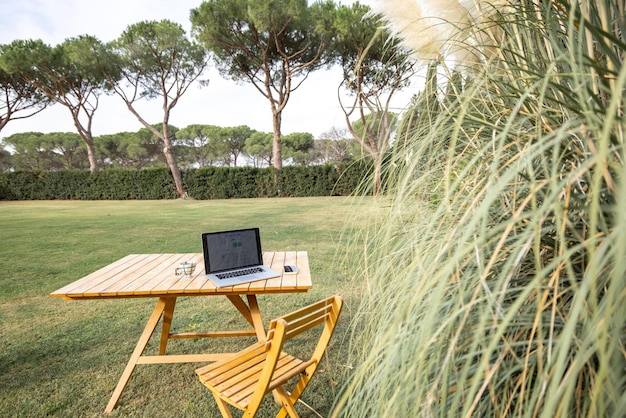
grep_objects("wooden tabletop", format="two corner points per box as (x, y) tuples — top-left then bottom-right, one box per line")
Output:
(50, 251), (311, 300)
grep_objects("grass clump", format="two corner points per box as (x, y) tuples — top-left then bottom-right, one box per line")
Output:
(334, 1), (625, 417)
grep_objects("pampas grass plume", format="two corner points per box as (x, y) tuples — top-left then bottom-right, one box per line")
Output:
(374, 0), (509, 66)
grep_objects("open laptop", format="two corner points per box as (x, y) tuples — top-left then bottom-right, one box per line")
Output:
(201, 228), (280, 287)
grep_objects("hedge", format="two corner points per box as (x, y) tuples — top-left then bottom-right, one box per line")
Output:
(0, 162), (371, 200)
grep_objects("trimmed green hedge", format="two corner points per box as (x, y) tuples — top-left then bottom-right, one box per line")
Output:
(0, 163), (371, 200)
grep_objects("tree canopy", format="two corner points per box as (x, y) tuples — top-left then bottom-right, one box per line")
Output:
(0, 36), (114, 173)
(334, 2), (415, 194)
(191, 0), (337, 170)
(0, 1), (417, 183)
(103, 19), (210, 197)
(0, 60), (50, 133)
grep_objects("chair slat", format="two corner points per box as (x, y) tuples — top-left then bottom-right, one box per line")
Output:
(214, 354), (266, 391)
(228, 354), (304, 404)
(267, 301), (333, 341)
(280, 298), (332, 324)
(266, 358), (315, 392)
(197, 343), (266, 382)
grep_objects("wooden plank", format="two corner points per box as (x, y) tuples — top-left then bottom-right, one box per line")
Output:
(168, 330), (257, 338)
(246, 251), (279, 292)
(92, 254), (183, 297)
(228, 355), (302, 404)
(198, 277), (221, 292)
(196, 343), (267, 378)
(50, 254), (144, 298)
(280, 251), (298, 290)
(162, 253), (206, 294)
(203, 355), (262, 380)
(262, 251), (286, 290)
(136, 353), (235, 364)
(245, 278), (267, 293)
(284, 251), (297, 266)
(58, 254), (150, 296)
(116, 254), (187, 296)
(179, 254), (211, 294)
(230, 280), (253, 293)
(270, 251), (287, 273)
(102, 254), (174, 293)
(100, 254), (176, 297)
(144, 254), (192, 295)
(296, 251), (312, 288)
(262, 251), (276, 267)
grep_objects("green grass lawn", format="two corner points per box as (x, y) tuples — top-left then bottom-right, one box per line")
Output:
(0, 197), (368, 417)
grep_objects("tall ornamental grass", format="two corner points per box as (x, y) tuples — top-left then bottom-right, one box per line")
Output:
(334, 0), (625, 417)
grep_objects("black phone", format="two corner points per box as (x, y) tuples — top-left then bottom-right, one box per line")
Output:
(283, 265), (298, 274)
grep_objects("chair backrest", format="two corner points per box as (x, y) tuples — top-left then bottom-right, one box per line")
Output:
(267, 294), (343, 345)
(249, 295), (343, 415)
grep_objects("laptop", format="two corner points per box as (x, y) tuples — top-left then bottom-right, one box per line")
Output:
(201, 228), (280, 287)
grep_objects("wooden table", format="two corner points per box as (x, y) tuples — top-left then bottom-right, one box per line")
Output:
(50, 251), (311, 414)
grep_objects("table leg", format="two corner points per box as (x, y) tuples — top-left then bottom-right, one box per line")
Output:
(106, 294), (267, 413)
(159, 298), (177, 355)
(225, 294), (253, 324)
(225, 294), (267, 341)
(105, 297), (168, 414)
(246, 295), (266, 341)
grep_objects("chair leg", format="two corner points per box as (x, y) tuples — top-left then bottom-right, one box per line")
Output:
(273, 387), (300, 418)
(211, 392), (234, 418)
(275, 375), (311, 418)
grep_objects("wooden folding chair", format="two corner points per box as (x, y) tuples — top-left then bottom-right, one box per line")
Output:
(195, 295), (343, 418)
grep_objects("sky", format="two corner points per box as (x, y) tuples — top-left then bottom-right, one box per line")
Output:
(0, 0), (421, 142)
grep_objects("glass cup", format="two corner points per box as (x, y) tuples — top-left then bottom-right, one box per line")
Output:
(175, 261), (196, 278)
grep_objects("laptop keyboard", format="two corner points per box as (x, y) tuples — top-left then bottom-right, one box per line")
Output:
(215, 267), (264, 280)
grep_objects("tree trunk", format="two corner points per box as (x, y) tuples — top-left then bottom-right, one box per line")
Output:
(71, 113), (99, 173)
(271, 108), (283, 196)
(372, 155), (383, 196)
(85, 139), (98, 174)
(271, 109), (282, 170)
(74, 132), (98, 173)
(162, 125), (186, 198)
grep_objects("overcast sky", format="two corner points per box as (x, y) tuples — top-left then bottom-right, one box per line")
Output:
(0, 0), (419, 141)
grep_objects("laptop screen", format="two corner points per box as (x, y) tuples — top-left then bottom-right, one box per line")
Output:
(202, 228), (263, 273)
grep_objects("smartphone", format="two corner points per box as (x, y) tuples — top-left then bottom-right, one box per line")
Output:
(283, 265), (298, 274)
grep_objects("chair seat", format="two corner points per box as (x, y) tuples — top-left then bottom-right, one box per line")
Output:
(196, 342), (314, 409)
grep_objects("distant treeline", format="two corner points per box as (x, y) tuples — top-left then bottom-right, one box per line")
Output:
(0, 126), (356, 173)
(0, 162), (371, 200)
